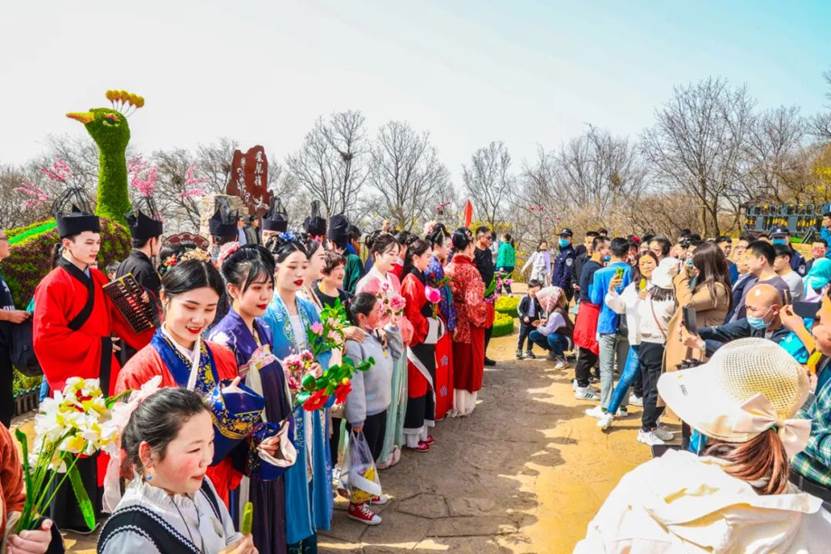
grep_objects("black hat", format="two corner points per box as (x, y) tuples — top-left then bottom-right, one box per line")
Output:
(559, 228), (573, 238)
(209, 206), (239, 240)
(262, 197), (288, 233)
(56, 205), (100, 238)
(303, 201), (327, 238)
(328, 214), (349, 249)
(126, 209), (163, 240)
(771, 226), (790, 238)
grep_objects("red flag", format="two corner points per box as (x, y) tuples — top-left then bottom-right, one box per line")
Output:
(463, 200), (473, 227)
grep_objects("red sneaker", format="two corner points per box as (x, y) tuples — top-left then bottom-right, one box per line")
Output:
(370, 494), (390, 506)
(424, 435), (435, 445)
(347, 502), (382, 525)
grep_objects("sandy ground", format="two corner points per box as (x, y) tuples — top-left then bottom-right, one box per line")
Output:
(16, 298), (654, 553)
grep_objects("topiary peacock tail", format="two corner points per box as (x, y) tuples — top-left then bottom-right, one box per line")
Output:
(66, 90), (145, 223)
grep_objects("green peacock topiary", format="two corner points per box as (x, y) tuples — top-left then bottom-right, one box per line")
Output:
(66, 90), (145, 223)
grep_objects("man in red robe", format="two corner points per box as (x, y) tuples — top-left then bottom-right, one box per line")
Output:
(33, 203), (153, 532)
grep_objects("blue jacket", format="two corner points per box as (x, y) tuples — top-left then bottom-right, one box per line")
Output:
(726, 260), (739, 285)
(552, 245), (576, 290)
(700, 319), (791, 356)
(589, 261), (632, 335)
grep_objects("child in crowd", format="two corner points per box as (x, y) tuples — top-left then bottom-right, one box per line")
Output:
(516, 279), (543, 359)
(99, 388), (255, 553)
(344, 293), (404, 526)
(529, 286), (574, 369)
(521, 241), (552, 285)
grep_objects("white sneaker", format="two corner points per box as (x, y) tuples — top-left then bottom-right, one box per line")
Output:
(572, 379), (578, 391)
(597, 413), (614, 431)
(654, 425), (675, 442)
(616, 407), (629, 417)
(629, 395), (643, 407)
(584, 406), (606, 419)
(637, 429), (666, 446)
(574, 387), (599, 401)
(553, 359), (567, 370)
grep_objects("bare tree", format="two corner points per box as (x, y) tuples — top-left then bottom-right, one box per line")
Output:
(367, 121), (450, 230)
(738, 106), (808, 209)
(812, 70), (831, 141)
(462, 141), (514, 227)
(285, 111), (369, 217)
(641, 77), (756, 236)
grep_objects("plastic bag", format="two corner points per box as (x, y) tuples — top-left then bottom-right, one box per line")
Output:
(340, 430), (382, 504)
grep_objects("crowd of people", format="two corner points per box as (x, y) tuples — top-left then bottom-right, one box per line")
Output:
(508, 224), (831, 550)
(5, 194), (831, 551)
(0, 194), (506, 553)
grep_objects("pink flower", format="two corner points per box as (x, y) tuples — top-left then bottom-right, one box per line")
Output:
(310, 322), (323, 335)
(300, 350), (314, 363)
(40, 159), (72, 183)
(390, 295), (406, 313)
(425, 286), (441, 304)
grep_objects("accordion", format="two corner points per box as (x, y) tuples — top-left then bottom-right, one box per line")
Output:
(103, 273), (156, 333)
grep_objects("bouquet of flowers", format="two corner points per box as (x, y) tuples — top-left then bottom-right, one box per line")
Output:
(13, 378), (126, 533)
(307, 299), (350, 355)
(283, 350), (317, 400)
(377, 281), (406, 322)
(484, 276), (499, 303)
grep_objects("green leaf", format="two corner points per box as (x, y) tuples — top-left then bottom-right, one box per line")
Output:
(68, 463), (96, 531)
(13, 429), (35, 532)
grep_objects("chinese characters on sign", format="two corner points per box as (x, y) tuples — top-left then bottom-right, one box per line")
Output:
(226, 145), (272, 216)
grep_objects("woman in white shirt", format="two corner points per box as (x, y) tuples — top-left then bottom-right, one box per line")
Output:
(586, 252), (659, 430)
(576, 338), (831, 553)
(98, 387), (255, 554)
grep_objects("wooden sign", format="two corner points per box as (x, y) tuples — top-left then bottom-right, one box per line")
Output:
(226, 145), (272, 216)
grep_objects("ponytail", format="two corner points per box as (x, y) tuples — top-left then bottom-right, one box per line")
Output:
(702, 428), (790, 495)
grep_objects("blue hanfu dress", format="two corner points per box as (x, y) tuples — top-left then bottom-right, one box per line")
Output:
(209, 309), (293, 554)
(263, 295), (333, 552)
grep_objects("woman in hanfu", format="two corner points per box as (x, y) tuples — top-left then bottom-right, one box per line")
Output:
(424, 223), (457, 421)
(263, 235), (333, 554)
(116, 252), (277, 507)
(355, 232), (414, 469)
(400, 239), (445, 452)
(444, 228), (488, 417)
(208, 244), (295, 554)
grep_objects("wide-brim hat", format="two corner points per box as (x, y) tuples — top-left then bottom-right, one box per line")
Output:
(657, 338), (810, 458)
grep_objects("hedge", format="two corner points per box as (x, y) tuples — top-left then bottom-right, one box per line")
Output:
(491, 312), (515, 337)
(495, 295), (519, 317)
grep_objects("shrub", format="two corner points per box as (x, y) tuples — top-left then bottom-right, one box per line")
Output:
(495, 295), (519, 317)
(3, 216), (131, 305)
(491, 311), (515, 337)
(13, 369), (41, 399)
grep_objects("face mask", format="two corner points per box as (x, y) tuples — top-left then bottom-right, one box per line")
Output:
(558, 238), (569, 249)
(772, 238), (787, 246)
(747, 315), (768, 330)
(602, 255), (611, 263)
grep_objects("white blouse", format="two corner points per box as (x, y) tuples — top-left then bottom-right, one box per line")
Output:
(99, 478), (241, 554)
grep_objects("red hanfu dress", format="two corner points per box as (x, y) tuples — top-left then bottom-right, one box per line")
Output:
(444, 254), (487, 416)
(400, 269), (444, 447)
(32, 258), (154, 531)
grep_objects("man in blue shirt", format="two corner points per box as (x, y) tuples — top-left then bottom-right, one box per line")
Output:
(589, 237), (633, 409)
(716, 236), (739, 285)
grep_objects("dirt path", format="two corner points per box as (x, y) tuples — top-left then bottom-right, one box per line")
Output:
(27, 311), (652, 553)
(318, 330), (651, 553)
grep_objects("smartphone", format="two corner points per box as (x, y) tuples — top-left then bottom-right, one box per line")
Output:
(793, 301), (821, 320)
(682, 306), (697, 334)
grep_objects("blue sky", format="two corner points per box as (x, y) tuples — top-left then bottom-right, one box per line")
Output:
(1, 1), (828, 181)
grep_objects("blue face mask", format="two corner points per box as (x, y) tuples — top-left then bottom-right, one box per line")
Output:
(772, 238), (787, 246)
(602, 255), (611, 263)
(558, 238), (570, 249)
(746, 315), (768, 330)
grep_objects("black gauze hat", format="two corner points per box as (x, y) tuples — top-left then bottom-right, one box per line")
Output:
(328, 214), (350, 249)
(262, 197), (288, 233)
(126, 209), (163, 240)
(303, 200), (327, 237)
(56, 205), (100, 238)
(209, 206), (239, 239)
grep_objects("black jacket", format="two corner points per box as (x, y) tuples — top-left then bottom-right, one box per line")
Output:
(474, 246), (495, 289)
(518, 295), (543, 326)
(116, 250), (161, 297)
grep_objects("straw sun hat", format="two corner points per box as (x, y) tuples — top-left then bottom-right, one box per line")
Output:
(657, 338), (811, 458)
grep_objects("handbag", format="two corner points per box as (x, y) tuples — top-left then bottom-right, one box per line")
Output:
(10, 318), (41, 377)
